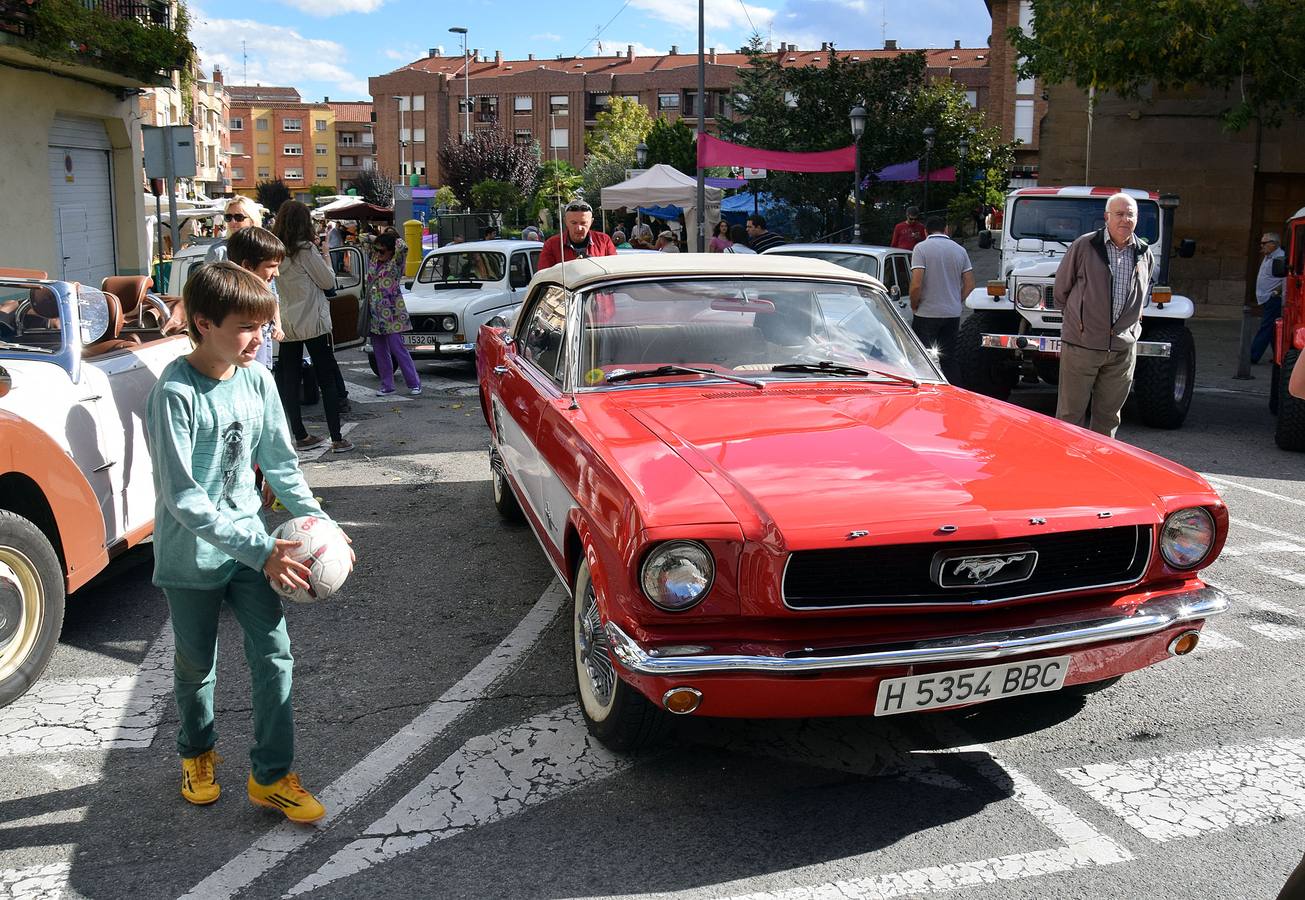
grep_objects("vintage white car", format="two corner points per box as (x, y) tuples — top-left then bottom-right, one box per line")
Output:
(0, 272), (190, 707)
(762, 243), (914, 323)
(376, 239), (541, 370)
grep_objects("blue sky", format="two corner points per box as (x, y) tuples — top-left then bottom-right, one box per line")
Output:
(189, 0), (992, 103)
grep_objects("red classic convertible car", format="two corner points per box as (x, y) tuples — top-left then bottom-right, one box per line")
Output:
(476, 254), (1229, 750)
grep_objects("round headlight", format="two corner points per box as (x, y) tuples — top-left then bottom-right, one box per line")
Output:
(1015, 283), (1043, 308)
(640, 541), (714, 611)
(1159, 507), (1215, 569)
(441, 315), (457, 331)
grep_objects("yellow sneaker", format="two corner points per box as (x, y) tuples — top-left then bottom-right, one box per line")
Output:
(181, 750), (221, 805)
(247, 772), (326, 823)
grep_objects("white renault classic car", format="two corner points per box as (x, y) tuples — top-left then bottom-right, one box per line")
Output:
(375, 239), (541, 371)
(0, 272), (190, 707)
(762, 243), (915, 323)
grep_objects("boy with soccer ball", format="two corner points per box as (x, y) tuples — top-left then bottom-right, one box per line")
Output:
(145, 262), (348, 822)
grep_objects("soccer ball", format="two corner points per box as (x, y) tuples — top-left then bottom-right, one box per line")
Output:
(268, 515), (353, 603)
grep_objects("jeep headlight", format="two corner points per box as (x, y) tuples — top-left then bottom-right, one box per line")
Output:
(1159, 507), (1215, 569)
(440, 315), (457, 331)
(640, 541), (714, 611)
(1015, 283), (1043, 308)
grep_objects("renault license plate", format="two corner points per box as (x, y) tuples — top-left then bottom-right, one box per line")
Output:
(873, 655), (1070, 716)
(402, 333), (447, 346)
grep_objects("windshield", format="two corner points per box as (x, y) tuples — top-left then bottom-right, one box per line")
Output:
(417, 251), (506, 284)
(1010, 197), (1160, 245)
(774, 250), (879, 279)
(577, 277), (938, 387)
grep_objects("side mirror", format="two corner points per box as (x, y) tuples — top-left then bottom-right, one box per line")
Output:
(1177, 238), (1197, 259)
(1273, 257), (1287, 279)
(888, 284), (902, 300)
(509, 273), (530, 290)
(978, 230), (993, 250)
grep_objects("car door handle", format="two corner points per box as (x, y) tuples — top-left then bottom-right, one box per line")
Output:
(493, 365), (508, 375)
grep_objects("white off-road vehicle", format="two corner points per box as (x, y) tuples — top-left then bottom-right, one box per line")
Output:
(958, 187), (1197, 428)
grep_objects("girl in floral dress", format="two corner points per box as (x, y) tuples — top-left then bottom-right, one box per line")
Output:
(366, 233), (422, 396)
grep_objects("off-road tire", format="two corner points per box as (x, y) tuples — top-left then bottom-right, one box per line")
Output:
(573, 557), (669, 752)
(1033, 356), (1060, 385)
(1133, 321), (1195, 429)
(955, 311), (1020, 401)
(1270, 362), (1281, 416)
(489, 447), (523, 522)
(1275, 350), (1305, 451)
(0, 511), (66, 708)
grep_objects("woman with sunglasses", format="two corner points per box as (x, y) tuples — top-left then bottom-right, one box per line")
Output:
(204, 197), (262, 264)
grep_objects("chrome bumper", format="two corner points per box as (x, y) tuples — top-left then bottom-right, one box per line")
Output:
(606, 586), (1227, 676)
(980, 333), (1172, 358)
(402, 340), (475, 354)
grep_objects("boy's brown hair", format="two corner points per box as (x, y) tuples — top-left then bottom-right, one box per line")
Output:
(183, 261), (277, 343)
(225, 226), (285, 269)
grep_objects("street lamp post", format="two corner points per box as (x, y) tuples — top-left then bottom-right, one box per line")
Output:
(392, 95), (405, 177)
(921, 126), (936, 215)
(635, 142), (648, 168)
(449, 26), (470, 142)
(849, 105), (867, 244)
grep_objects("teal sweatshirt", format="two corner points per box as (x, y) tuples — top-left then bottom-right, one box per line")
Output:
(145, 356), (326, 589)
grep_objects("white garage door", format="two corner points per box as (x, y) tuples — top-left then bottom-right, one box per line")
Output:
(49, 115), (116, 285)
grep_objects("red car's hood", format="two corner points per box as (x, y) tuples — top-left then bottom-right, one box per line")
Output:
(608, 383), (1211, 549)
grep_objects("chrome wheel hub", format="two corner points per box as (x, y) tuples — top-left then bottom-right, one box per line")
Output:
(0, 562), (20, 649)
(577, 584), (615, 707)
(0, 552), (40, 681)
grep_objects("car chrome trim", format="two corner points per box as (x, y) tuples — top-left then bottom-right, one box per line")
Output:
(439, 342), (476, 353)
(606, 586), (1229, 675)
(780, 526), (1152, 610)
(979, 333), (1172, 358)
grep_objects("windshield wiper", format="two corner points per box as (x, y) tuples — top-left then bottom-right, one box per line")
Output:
(771, 361), (870, 377)
(1018, 232), (1071, 248)
(869, 368), (920, 388)
(0, 340), (53, 353)
(604, 364), (763, 389)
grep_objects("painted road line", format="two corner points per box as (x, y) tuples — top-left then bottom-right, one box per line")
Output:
(1204, 475), (1305, 509)
(1189, 627), (1244, 651)
(719, 723), (1130, 900)
(340, 380), (411, 404)
(1252, 562), (1305, 588)
(1221, 540), (1305, 557)
(1060, 738), (1305, 843)
(1204, 578), (1298, 615)
(1231, 516), (1305, 543)
(1245, 621), (1305, 642)
(285, 706), (630, 896)
(294, 421), (358, 462)
(0, 621), (173, 757)
(0, 862), (72, 900)
(178, 581), (568, 900)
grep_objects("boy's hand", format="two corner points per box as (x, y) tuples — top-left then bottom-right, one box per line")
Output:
(340, 527), (355, 564)
(264, 539), (311, 590)
(261, 481), (277, 510)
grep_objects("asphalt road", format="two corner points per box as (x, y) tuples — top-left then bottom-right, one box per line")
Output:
(3, 323), (1305, 900)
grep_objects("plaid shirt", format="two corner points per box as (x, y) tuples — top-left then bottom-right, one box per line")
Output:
(1105, 238), (1137, 323)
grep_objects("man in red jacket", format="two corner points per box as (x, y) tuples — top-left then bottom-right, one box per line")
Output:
(891, 206), (927, 250)
(537, 199), (617, 269)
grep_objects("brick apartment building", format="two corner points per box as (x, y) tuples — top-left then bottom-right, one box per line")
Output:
(138, 60), (231, 197)
(328, 101), (377, 193)
(369, 41), (990, 186)
(226, 85), (337, 200)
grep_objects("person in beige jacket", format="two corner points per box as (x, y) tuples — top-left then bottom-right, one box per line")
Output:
(270, 201), (351, 453)
(1053, 192), (1156, 438)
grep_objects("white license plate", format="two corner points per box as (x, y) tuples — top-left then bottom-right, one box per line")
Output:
(873, 655), (1070, 716)
(402, 333), (449, 346)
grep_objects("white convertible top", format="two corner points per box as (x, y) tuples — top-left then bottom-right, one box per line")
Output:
(533, 252), (881, 291)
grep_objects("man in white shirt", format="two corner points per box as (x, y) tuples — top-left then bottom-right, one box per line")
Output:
(1251, 231), (1286, 364)
(909, 217), (974, 381)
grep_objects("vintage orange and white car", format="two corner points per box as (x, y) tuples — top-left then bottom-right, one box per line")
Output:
(476, 254), (1230, 751)
(0, 272), (189, 706)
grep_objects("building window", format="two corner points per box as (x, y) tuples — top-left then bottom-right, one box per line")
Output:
(256, 119), (269, 131)
(283, 167), (303, 180)
(784, 91), (798, 109)
(231, 167), (244, 180)
(231, 117), (244, 130)
(550, 127), (568, 148)
(361, 132), (373, 145)
(622, 94), (640, 104)
(412, 160), (425, 175)
(257, 166), (271, 178)
(412, 127), (426, 142)
(283, 144), (303, 156)
(965, 90), (978, 107)
(412, 94), (425, 111)
(586, 92), (610, 118)
(340, 134), (355, 146)
(316, 167), (328, 178)
(230, 142), (244, 154)
(363, 158), (375, 170)
(514, 95), (532, 113)
(397, 96), (410, 112)
(1014, 99), (1034, 144)
(315, 119), (327, 131)
(256, 143), (270, 155)
(550, 95), (568, 115)
(283, 118), (302, 132)
(478, 96), (498, 123)
(658, 93), (679, 110)
(341, 156), (356, 166)
(400, 127), (411, 141)
(514, 129), (533, 146)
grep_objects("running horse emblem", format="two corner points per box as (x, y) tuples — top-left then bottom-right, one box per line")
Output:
(952, 554), (1032, 584)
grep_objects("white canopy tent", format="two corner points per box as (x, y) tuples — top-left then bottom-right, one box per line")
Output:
(599, 164), (722, 249)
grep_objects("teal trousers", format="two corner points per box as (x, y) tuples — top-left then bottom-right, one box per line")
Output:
(164, 565), (295, 785)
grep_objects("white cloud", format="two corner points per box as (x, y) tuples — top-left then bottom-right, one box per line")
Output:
(530, 32), (562, 42)
(629, 0), (777, 35)
(190, 9), (370, 99)
(384, 45), (422, 61)
(276, 0), (386, 16)
(597, 39), (665, 56)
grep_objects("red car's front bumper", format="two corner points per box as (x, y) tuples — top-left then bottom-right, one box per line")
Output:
(608, 585), (1228, 719)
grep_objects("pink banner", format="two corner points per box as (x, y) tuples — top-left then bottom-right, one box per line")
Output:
(696, 133), (856, 173)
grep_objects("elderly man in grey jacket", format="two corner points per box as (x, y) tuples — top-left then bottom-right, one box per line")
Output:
(1053, 192), (1156, 438)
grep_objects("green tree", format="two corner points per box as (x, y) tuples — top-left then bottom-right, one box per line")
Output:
(581, 157), (629, 212)
(643, 116), (696, 175)
(438, 131), (540, 208)
(470, 179), (524, 212)
(352, 168), (393, 207)
(254, 179), (291, 215)
(1009, 0), (1305, 130)
(432, 185), (460, 210)
(530, 159), (584, 225)
(586, 96), (653, 162)
(309, 184), (336, 200)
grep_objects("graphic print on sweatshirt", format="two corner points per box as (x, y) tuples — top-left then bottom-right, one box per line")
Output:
(219, 420), (245, 508)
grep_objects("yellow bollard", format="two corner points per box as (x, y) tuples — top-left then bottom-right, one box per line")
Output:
(403, 219), (423, 279)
